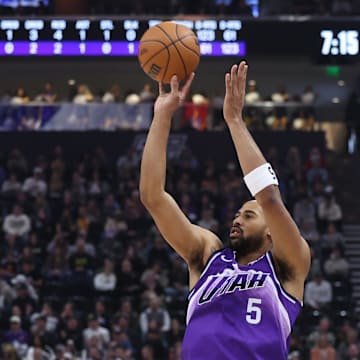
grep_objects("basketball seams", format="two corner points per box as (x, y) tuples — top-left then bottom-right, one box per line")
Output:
(140, 41), (170, 70)
(139, 22), (200, 83)
(156, 23), (188, 80)
(175, 33), (200, 57)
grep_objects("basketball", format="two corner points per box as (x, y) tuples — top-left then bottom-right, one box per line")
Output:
(138, 21), (200, 83)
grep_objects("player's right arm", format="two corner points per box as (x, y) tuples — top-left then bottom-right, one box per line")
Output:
(139, 75), (222, 275)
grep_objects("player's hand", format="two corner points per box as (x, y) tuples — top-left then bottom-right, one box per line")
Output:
(223, 61), (248, 125)
(154, 73), (195, 118)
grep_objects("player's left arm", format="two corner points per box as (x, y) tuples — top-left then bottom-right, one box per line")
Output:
(223, 62), (311, 301)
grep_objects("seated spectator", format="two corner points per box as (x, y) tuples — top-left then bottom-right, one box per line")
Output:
(83, 314), (110, 352)
(317, 186), (343, 232)
(93, 258), (117, 295)
(139, 294), (171, 342)
(304, 272), (333, 312)
(59, 316), (83, 352)
(307, 316), (336, 348)
(0, 278), (15, 314)
(2, 315), (30, 358)
(293, 193), (317, 226)
(67, 235), (95, 296)
(10, 87), (30, 105)
(30, 314), (58, 349)
(321, 222), (345, 253)
(1, 173), (22, 198)
(22, 167), (47, 197)
(323, 246), (350, 280)
(245, 80), (261, 104)
(102, 83), (122, 103)
(2, 204), (31, 238)
(139, 83), (156, 103)
(116, 258), (141, 299)
(34, 82), (57, 103)
(310, 333), (336, 360)
(73, 84), (94, 104)
(337, 327), (360, 360)
(305, 147), (329, 187)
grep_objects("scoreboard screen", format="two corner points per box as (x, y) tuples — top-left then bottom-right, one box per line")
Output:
(0, 17), (358, 64)
(0, 18), (246, 57)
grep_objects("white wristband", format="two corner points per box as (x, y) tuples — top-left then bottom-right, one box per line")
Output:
(243, 163), (279, 197)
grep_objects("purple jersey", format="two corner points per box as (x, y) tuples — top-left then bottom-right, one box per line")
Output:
(181, 248), (302, 359)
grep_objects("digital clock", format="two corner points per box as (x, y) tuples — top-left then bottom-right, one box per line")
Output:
(0, 18), (246, 57)
(320, 30), (359, 56)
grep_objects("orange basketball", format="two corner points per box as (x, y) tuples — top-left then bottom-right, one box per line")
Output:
(138, 21), (200, 83)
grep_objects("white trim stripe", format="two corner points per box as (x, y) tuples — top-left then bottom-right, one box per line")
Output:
(199, 252), (222, 279)
(267, 275), (292, 338)
(265, 253), (297, 304)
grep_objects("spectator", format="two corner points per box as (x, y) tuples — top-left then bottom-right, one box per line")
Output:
(22, 167), (47, 197)
(34, 82), (57, 103)
(102, 83), (122, 103)
(317, 185), (343, 232)
(305, 147), (329, 187)
(10, 87), (30, 105)
(323, 246), (350, 280)
(293, 193), (317, 226)
(139, 83), (156, 103)
(304, 272), (333, 312)
(310, 333), (336, 360)
(2, 315), (30, 357)
(83, 314), (110, 352)
(139, 294), (171, 342)
(73, 84), (94, 104)
(321, 222), (346, 253)
(94, 258), (117, 295)
(307, 316), (336, 348)
(337, 327), (360, 360)
(2, 204), (31, 238)
(1, 173), (22, 198)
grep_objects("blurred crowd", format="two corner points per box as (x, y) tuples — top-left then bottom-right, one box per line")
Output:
(0, 0), (358, 16)
(0, 135), (355, 359)
(0, 80), (319, 132)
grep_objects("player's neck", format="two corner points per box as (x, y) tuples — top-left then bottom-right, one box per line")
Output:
(235, 244), (270, 265)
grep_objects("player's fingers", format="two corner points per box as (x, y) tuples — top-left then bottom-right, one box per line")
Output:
(225, 73), (231, 94)
(231, 64), (238, 96)
(158, 82), (165, 95)
(241, 64), (248, 95)
(170, 75), (179, 94)
(237, 61), (248, 94)
(181, 72), (195, 98)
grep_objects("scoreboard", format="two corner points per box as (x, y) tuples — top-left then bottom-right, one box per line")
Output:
(0, 17), (359, 63)
(0, 18), (246, 56)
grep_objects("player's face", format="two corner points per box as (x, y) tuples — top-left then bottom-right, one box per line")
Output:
(229, 200), (268, 256)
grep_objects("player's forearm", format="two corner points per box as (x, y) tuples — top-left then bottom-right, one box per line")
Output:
(227, 119), (267, 176)
(140, 112), (172, 204)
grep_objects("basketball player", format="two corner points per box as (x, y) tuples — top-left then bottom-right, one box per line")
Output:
(139, 61), (311, 359)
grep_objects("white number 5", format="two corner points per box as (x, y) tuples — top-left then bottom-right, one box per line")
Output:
(246, 298), (262, 324)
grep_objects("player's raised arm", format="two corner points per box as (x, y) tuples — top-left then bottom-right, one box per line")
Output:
(223, 62), (311, 300)
(140, 74), (222, 270)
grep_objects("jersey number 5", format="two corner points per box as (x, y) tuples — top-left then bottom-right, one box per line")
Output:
(246, 298), (262, 324)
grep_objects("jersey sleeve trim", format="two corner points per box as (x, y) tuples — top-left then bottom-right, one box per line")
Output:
(266, 252), (302, 306)
(188, 248), (224, 299)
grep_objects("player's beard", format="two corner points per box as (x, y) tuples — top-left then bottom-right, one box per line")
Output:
(228, 228), (265, 257)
